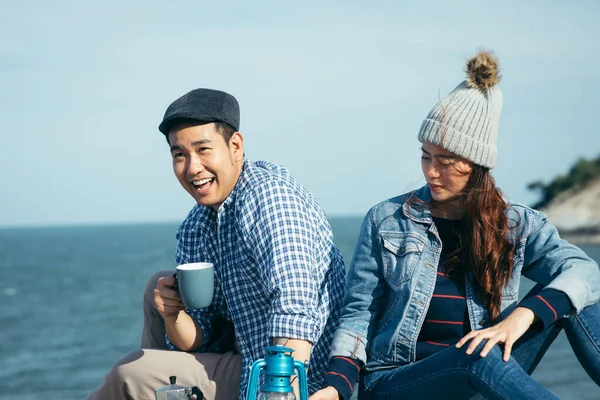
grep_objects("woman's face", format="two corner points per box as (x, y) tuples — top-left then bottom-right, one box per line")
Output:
(421, 142), (473, 202)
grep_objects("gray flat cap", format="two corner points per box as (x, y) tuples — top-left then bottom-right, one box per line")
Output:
(158, 88), (240, 135)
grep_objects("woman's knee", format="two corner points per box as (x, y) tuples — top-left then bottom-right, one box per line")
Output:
(564, 302), (600, 355)
(563, 302), (600, 385)
(456, 339), (506, 374)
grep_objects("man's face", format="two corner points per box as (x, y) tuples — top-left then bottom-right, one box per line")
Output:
(169, 122), (244, 210)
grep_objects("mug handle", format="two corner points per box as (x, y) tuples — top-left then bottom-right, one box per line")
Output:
(171, 272), (179, 292)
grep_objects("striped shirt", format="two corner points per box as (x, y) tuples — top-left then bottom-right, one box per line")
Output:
(416, 217), (469, 359)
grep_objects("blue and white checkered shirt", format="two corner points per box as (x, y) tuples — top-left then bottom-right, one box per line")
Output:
(166, 160), (346, 398)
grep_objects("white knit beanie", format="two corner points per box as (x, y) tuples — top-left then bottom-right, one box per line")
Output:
(417, 51), (502, 169)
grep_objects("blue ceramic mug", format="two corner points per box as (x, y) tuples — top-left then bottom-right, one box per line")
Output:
(175, 262), (214, 309)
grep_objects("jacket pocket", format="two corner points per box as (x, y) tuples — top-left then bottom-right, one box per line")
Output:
(380, 234), (424, 286)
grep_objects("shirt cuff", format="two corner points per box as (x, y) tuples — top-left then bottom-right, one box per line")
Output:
(164, 310), (213, 352)
(519, 288), (572, 329)
(322, 357), (361, 400)
(189, 313), (212, 350)
(165, 333), (178, 350)
(269, 314), (320, 343)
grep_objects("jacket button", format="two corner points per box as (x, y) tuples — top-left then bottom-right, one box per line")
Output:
(480, 319), (487, 326)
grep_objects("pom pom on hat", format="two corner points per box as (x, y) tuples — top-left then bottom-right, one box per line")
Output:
(466, 51), (501, 90)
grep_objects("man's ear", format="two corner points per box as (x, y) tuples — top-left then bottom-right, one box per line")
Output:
(229, 131), (244, 162)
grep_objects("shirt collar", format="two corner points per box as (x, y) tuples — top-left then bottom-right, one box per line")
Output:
(220, 159), (250, 212)
(189, 159), (250, 231)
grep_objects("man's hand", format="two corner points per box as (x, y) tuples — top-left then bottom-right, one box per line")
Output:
(154, 274), (204, 351)
(456, 307), (536, 361)
(154, 275), (185, 321)
(309, 386), (339, 400)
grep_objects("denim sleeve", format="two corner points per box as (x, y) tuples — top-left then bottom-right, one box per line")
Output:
(522, 211), (600, 313)
(238, 182), (326, 343)
(328, 208), (387, 365)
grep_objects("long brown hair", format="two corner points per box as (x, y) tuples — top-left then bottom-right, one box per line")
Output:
(436, 165), (515, 320)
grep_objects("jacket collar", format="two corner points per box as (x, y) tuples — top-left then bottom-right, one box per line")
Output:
(402, 185), (434, 225)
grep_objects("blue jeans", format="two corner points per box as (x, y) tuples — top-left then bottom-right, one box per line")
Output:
(359, 288), (600, 399)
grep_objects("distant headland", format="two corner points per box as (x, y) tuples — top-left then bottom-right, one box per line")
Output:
(528, 155), (600, 244)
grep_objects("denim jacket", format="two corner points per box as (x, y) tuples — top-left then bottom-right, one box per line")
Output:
(329, 185), (600, 370)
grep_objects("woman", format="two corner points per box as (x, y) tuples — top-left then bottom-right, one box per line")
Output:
(310, 51), (600, 399)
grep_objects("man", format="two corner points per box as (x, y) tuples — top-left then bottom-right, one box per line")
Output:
(87, 88), (346, 400)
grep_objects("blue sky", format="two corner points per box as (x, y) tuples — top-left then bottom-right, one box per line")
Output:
(1, 0), (599, 227)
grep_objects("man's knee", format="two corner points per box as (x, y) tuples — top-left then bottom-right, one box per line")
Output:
(107, 350), (148, 385)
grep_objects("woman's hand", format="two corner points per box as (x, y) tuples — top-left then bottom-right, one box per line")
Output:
(309, 386), (340, 400)
(455, 307), (536, 362)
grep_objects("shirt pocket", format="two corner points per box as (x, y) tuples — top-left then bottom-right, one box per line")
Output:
(380, 234), (425, 286)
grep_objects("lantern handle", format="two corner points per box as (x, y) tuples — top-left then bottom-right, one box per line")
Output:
(245, 359), (267, 400)
(294, 360), (309, 400)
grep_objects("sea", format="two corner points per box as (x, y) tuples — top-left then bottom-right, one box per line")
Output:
(0, 217), (599, 400)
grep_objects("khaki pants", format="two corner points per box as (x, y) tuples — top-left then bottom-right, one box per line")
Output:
(87, 271), (241, 400)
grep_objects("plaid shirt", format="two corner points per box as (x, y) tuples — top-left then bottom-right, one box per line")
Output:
(166, 160), (346, 398)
